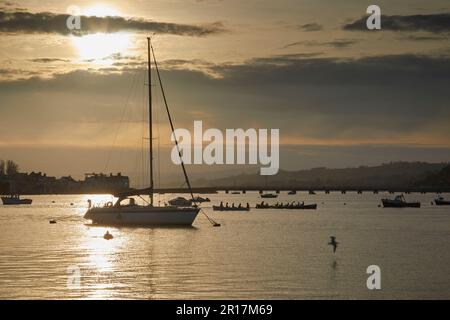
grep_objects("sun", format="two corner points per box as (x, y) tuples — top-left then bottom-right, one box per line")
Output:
(72, 33), (132, 61)
(72, 5), (131, 61)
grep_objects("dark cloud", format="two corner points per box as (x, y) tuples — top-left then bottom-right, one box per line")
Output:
(284, 39), (359, 49)
(298, 23), (323, 32)
(400, 34), (449, 41)
(344, 13), (450, 33)
(326, 40), (359, 48)
(0, 10), (226, 36)
(0, 68), (39, 78)
(3, 53), (450, 92)
(29, 58), (70, 63)
(1, 53), (449, 147)
(209, 54), (450, 88)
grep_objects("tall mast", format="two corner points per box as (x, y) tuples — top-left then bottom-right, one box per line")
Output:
(147, 37), (154, 205)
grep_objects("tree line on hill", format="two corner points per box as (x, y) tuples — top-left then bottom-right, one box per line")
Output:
(193, 162), (450, 189)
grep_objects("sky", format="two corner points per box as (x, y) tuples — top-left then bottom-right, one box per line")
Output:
(0, 0), (449, 185)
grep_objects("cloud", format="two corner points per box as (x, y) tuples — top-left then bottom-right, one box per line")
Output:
(1, 53), (450, 183)
(0, 10), (227, 36)
(284, 39), (359, 49)
(210, 54), (450, 88)
(29, 58), (70, 63)
(343, 13), (450, 33)
(0, 1), (19, 8)
(298, 23), (323, 32)
(326, 39), (359, 48)
(1, 53), (449, 148)
(400, 34), (449, 41)
(0, 67), (39, 79)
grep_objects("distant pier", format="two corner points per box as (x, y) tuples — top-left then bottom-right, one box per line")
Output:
(152, 186), (449, 194)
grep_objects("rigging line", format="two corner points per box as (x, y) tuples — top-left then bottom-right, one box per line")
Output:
(104, 68), (141, 173)
(151, 44), (220, 227)
(150, 45), (195, 202)
(119, 69), (143, 168)
(133, 75), (145, 188)
(104, 69), (138, 172)
(118, 74), (138, 171)
(156, 93), (161, 190)
(133, 72), (145, 188)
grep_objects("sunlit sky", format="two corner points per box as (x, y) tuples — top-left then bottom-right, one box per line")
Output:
(0, 0), (449, 182)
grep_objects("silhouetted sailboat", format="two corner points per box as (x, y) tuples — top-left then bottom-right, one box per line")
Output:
(84, 37), (199, 226)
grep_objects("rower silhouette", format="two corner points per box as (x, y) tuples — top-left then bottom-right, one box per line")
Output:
(328, 236), (339, 253)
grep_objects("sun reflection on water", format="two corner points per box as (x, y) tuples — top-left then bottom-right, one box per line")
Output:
(77, 225), (129, 299)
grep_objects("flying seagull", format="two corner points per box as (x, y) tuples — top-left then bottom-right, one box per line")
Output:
(328, 236), (339, 253)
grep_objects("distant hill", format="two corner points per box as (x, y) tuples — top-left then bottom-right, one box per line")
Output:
(417, 164), (450, 188)
(193, 162), (449, 189)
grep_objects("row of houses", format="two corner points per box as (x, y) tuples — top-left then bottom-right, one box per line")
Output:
(0, 172), (129, 194)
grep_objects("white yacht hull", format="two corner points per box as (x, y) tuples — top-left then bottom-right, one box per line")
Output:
(84, 206), (199, 226)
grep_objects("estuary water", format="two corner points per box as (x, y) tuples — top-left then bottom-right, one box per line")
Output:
(0, 192), (449, 299)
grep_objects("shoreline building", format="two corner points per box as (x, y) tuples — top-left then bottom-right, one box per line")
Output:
(82, 173), (130, 193)
(0, 172), (129, 194)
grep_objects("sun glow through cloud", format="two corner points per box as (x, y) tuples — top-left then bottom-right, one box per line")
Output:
(72, 5), (131, 61)
(72, 33), (132, 61)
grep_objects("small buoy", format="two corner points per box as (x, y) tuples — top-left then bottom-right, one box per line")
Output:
(103, 231), (113, 240)
(343, 203), (347, 205)
(49, 220), (57, 224)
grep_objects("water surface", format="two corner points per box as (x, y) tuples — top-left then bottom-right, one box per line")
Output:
(0, 192), (449, 299)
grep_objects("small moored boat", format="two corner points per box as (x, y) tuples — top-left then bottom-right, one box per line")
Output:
(193, 196), (210, 203)
(382, 195), (420, 208)
(168, 197), (193, 207)
(1, 195), (32, 205)
(260, 193), (278, 199)
(435, 196), (450, 206)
